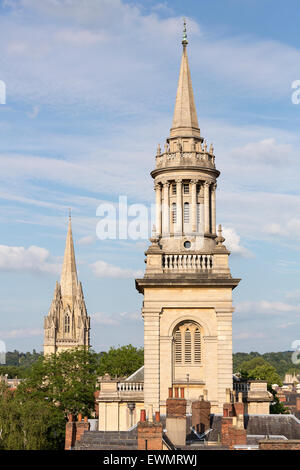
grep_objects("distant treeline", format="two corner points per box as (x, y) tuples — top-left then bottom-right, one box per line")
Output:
(233, 351), (300, 379)
(1, 349), (300, 380)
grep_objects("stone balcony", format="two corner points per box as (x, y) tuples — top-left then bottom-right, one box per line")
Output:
(97, 376), (144, 402)
(155, 151), (215, 171)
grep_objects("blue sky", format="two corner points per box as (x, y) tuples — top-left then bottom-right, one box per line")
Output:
(0, 0), (300, 354)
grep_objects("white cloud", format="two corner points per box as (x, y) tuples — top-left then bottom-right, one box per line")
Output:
(0, 245), (60, 274)
(234, 331), (266, 340)
(90, 310), (141, 325)
(55, 29), (108, 45)
(236, 300), (300, 315)
(222, 227), (252, 257)
(90, 312), (120, 326)
(229, 138), (292, 166)
(91, 259), (143, 279)
(286, 289), (300, 300)
(0, 327), (43, 339)
(263, 218), (300, 239)
(77, 235), (96, 246)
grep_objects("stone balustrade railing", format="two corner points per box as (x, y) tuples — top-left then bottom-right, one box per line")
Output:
(233, 382), (250, 393)
(156, 151), (215, 170)
(117, 382), (144, 392)
(162, 253), (213, 272)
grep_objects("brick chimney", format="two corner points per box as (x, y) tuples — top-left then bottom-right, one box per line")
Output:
(192, 395), (211, 434)
(137, 409), (163, 450)
(65, 414), (90, 450)
(165, 388), (187, 447)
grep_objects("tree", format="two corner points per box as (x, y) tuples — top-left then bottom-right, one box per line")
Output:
(240, 359), (282, 388)
(0, 383), (65, 450)
(98, 344), (144, 378)
(17, 347), (100, 417)
(239, 358), (289, 414)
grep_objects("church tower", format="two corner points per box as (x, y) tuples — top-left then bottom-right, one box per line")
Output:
(136, 23), (240, 414)
(43, 215), (90, 355)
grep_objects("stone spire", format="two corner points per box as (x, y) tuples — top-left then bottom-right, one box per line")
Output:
(44, 214), (90, 355)
(170, 19), (200, 139)
(60, 212), (78, 307)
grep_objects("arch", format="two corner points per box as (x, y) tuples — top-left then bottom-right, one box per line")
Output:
(168, 312), (213, 337)
(173, 320), (202, 365)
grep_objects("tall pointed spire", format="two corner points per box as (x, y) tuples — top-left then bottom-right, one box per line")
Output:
(60, 211), (78, 306)
(170, 19), (200, 139)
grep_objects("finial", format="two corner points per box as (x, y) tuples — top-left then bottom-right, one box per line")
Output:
(203, 140), (207, 152)
(216, 224), (225, 247)
(157, 143), (161, 156)
(68, 208), (71, 221)
(182, 18), (188, 46)
(209, 143), (214, 154)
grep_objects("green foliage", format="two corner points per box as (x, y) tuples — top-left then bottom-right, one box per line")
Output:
(270, 393), (290, 415)
(98, 344), (144, 378)
(233, 351), (299, 379)
(239, 358), (282, 387)
(4, 349), (42, 367)
(0, 383), (65, 450)
(17, 347), (100, 417)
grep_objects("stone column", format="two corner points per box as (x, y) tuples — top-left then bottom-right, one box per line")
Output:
(204, 181), (210, 234)
(176, 179), (182, 236)
(162, 182), (170, 236)
(211, 183), (217, 236)
(155, 183), (162, 237)
(216, 309), (234, 411)
(143, 308), (161, 413)
(191, 180), (197, 232)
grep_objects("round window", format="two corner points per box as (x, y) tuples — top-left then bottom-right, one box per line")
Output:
(184, 241), (191, 249)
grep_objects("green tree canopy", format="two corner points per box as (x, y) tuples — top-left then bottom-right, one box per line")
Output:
(239, 358), (282, 387)
(17, 347), (100, 417)
(0, 383), (65, 450)
(98, 344), (144, 378)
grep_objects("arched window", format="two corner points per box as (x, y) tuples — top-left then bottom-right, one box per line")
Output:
(64, 313), (70, 333)
(172, 203), (177, 224)
(173, 322), (202, 365)
(184, 202), (189, 223)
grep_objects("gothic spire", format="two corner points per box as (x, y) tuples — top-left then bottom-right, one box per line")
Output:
(60, 212), (78, 306)
(170, 19), (200, 139)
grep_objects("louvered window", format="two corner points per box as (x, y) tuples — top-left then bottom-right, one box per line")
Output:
(172, 184), (177, 195)
(184, 328), (192, 363)
(174, 329), (182, 364)
(172, 203), (177, 224)
(194, 329), (201, 363)
(184, 203), (190, 223)
(174, 322), (202, 365)
(197, 203), (201, 224)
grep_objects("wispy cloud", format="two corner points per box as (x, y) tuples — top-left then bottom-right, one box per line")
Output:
(90, 259), (143, 279)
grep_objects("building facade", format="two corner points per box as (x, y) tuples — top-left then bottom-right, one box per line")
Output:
(43, 216), (90, 355)
(136, 26), (240, 414)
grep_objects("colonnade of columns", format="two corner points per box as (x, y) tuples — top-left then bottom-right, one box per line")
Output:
(155, 179), (217, 238)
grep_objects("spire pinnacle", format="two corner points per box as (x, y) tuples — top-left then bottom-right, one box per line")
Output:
(60, 214), (78, 306)
(170, 22), (200, 139)
(182, 17), (188, 46)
